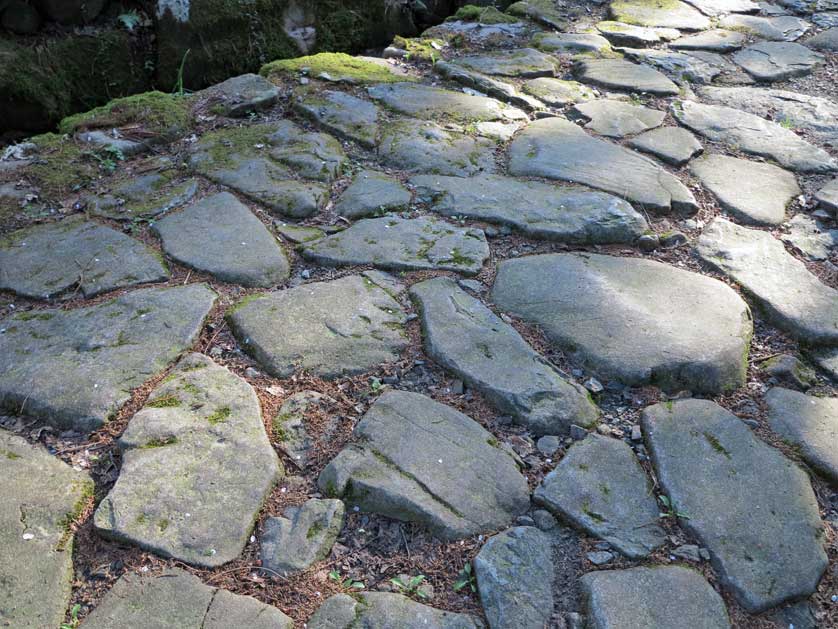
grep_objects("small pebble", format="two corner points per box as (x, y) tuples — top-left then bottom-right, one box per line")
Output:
(532, 509), (558, 531)
(569, 424), (588, 441)
(631, 425), (642, 442)
(584, 377), (604, 394)
(586, 551), (614, 565)
(638, 234), (659, 252)
(537, 435), (561, 456)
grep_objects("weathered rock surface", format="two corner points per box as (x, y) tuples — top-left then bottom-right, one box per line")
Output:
(201, 73), (280, 117)
(627, 126), (703, 165)
(318, 390), (529, 540)
(813, 347), (838, 381)
(535, 32), (612, 53)
(410, 277), (598, 435)
(273, 391), (339, 467)
(153, 192), (290, 287)
(508, 117), (698, 213)
(368, 82), (527, 121)
(228, 273), (407, 379)
(87, 172), (199, 220)
(0, 432), (92, 629)
(610, 0), (712, 30)
(816, 177), (838, 212)
(534, 434), (665, 557)
(94, 354), (280, 567)
(781, 214), (838, 260)
(261, 498), (344, 576)
(474, 527), (555, 629)
(642, 399), (828, 612)
(82, 568), (293, 629)
(575, 58), (680, 95)
(720, 14), (810, 40)
(683, 0), (759, 15)
(0, 283), (216, 431)
(671, 29), (746, 51)
(451, 48), (557, 77)
(596, 20), (681, 46)
(733, 41), (823, 81)
(0, 216), (168, 299)
(309, 592), (483, 629)
(303, 216), (489, 275)
(765, 387), (838, 484)
(573, 99), (665, 137)
(411, 173), (648, 243)
(582, 566), (731, 629)
(807, 26), (838, 50)
(334, 170), (411, 218)
(508, 0), (567, 29)
(696, 218), (838, 345)
(689, 154), (799, 225)
(491, 253), (752, 393)
(522, 77), (597, 105)
(434, 61), (544, 111)
(294, 89), (380, 148)
(619, 48), (731, 85)
(672, 100), (837, 172)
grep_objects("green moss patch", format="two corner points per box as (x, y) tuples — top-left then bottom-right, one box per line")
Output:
(449, 5), (519, 24)
(207, 406), (232, 425)
(261, 52), (404, 84)
(146, 393), (182, 408)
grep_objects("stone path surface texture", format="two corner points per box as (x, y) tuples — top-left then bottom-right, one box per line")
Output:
(3, 0), (838, 624)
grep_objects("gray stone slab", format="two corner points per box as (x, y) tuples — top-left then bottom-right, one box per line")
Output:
(95, 354), (280, 567)
(86, 172), (199, 220)
(228, 273), (407, 379)
(434, 61), (544, 111)
(261, 498), (344, 575)
(411, 173), (648, 243)
(368, 82), (527, 121)
(508, 117), (698, 213)
(609, 0), (712, 30)
(0, 283), (216, 431)
(670, 29), (746, 52)
(807, 26), (838, 50)
(522, 77), (598, 106)
(0, 216), (168, 299)
(781, 214), (838, 260)
(596, 20), (681, 46)
(642, 399), (827, 612)
(294, 89), (380, 148)
(410, 276), (599, 435)
(534, 434), (665, 557)
(696, 218), (838, 345)
(0, 432), (92, 629)
(267, 120), (347, 182)
(733, 41), (824, 81)
(627, 126), (703, 165)
(816, 177), (838, 213)
(153, 192), (290, 287)
(682, 0), (759, 15)
(273, 391), (339, 467)
(309, 592), (483, 629)
(573, 99), (665, 137)
(813, 12), (838, 27)
(508, 0), (567, 29)
(576, 58), (680, 96)
(491, 253), (752, 394)
(620, 48), (730, 85)
(813, 347), (838, 381)
(451, 48), (558, 77)
(201, 73), (280, 117)
(334, 170), (411, 219)
(318, 390), (529, 540)
(534, 32), (612, 53)
(721, 14), (810, 40)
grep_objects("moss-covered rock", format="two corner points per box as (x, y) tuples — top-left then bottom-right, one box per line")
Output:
(261, 52), (406, 84)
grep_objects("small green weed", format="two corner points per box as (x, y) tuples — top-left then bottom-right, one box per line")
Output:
(60, 603), (81, 629)
(453, 563), (477, 593)
(658, 495), (689, 520)
(391, 574), (429, 600)
(328, 570), (365, 591)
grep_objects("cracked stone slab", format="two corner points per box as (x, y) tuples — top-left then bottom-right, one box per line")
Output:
(153, 192), (290, 287)
(682, 0), (759, 15)
(334, 170), (411, 219)
(410, 276), (599, 436)
(609, 0), (712, 30)
(535, 434), (664, 557)
(266, 120), (347, 182)
(0, 283), (216, 432)
(642, 399), (827, 612)
(690, 154), (800, 225)
(261, 498), (344, 576)
(94, 354), (280, 567)
(813, 347), (838, 382)
(522, 77), (598, 105)
(411, 173), (648, 243)
(318, 390), (529, 540)
(368, 82), (527, 122)
(491, 253), (752, 394)
(720, 14), (810, 40)
(781, 214), (838, 260)
(434, 61), (544, 111)
(582, 566), (731, 629)
(507, 0), (567, 29)
(815, 177), (838, 213)
(575, 58), (680, 95)
(303, 216), (489, 275)
(627, 126), (703, 165)
(596, 20), (681, 46)
(0, 216), (168, 300)
(86, 171), (199, 220)
(293, 89), (380, 149)
(534, 32), (612, 53)
(672, 100), (837, 172)
(228, 273), (407, 379)
(273, 391), (339, 467)
(309, 592), (483, 629)
(573, 99), (665, 137)
(200, 73), (280, 117)
(379, 120), (498, 176)
(508, 117), (698, 213)
(696, 218), (838, 345)
(450, 48), (557, 78)
(82, 568), (292, 629)
(474, 527), (555, 629)
(619, 48), (731, 85)
(670, 29), (746, 52)
(766, 387), (838, 484)
(0, 432), (93, 629)
(733, 41), (823, 81)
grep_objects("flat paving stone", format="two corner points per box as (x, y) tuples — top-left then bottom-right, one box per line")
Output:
(200, 73), (280, 117)
(573, 99), (665, 137)
(627, 126), (703, 165)
(379, 120), (497, 176)
(696, 218), (838, 345)
(508, 117), (698, 213)
(451, 48), (557, 77)
(733, 41), (824, 81)
(522, 77), (598, 105)
(474, 527), (555, 629)
(309, 592), (483, 629)
(0, 432), (93, 629)
(806, 26), (838, 50)
(671, 28), (746, 51)
(534, 32), (612, 53)
(507, 0), (567, 29)
(534, 434), (665, 557)
(410, 276), (599, 435)
(690, 154), (800, 225)
(95, 354), (280, 567)
(333, 170), (411, 219)
(683, 0), (759, 15)
(672, 100), (837, 173)
(813, 12), (838, 27)
(411, 173), (648, 243)
(596, 20), (681, 46)
(228, 273), (407, 379)
(575, 58), (680, 95)
(86, 172), (199, 220)
(153, 192), (290, 287)
(491, 253), (752, 394)
(303, 215), (489, 275)
(781, 214), (838, 260)
(816, 177), (838, 213)
(609, 0), (712, 30)
(293, 89), (380, 148)
(620, 48), (731, 85)
(582, 566), (731, 629)
(82, 568), (293, 629)
(0, 283), (216, 431)
(642, 399), (827, 612)
(766, 387), (838, 484)
(434, 61), (544, 111)
(318, 390), (529, 540)
(813, 347), (838, 381)
(368, 82), (527, 121)
(0, 216), (168, 299)
(721, 14), (810, 40)
(267, 120), (347, 182)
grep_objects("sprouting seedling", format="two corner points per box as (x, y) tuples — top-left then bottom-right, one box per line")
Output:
(329, 570), (365, 591)
(658, 495), (690, 520)
(391, 574), (429, 599)
(453, 563), (477, 593)
(60, 603), (82, 629)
